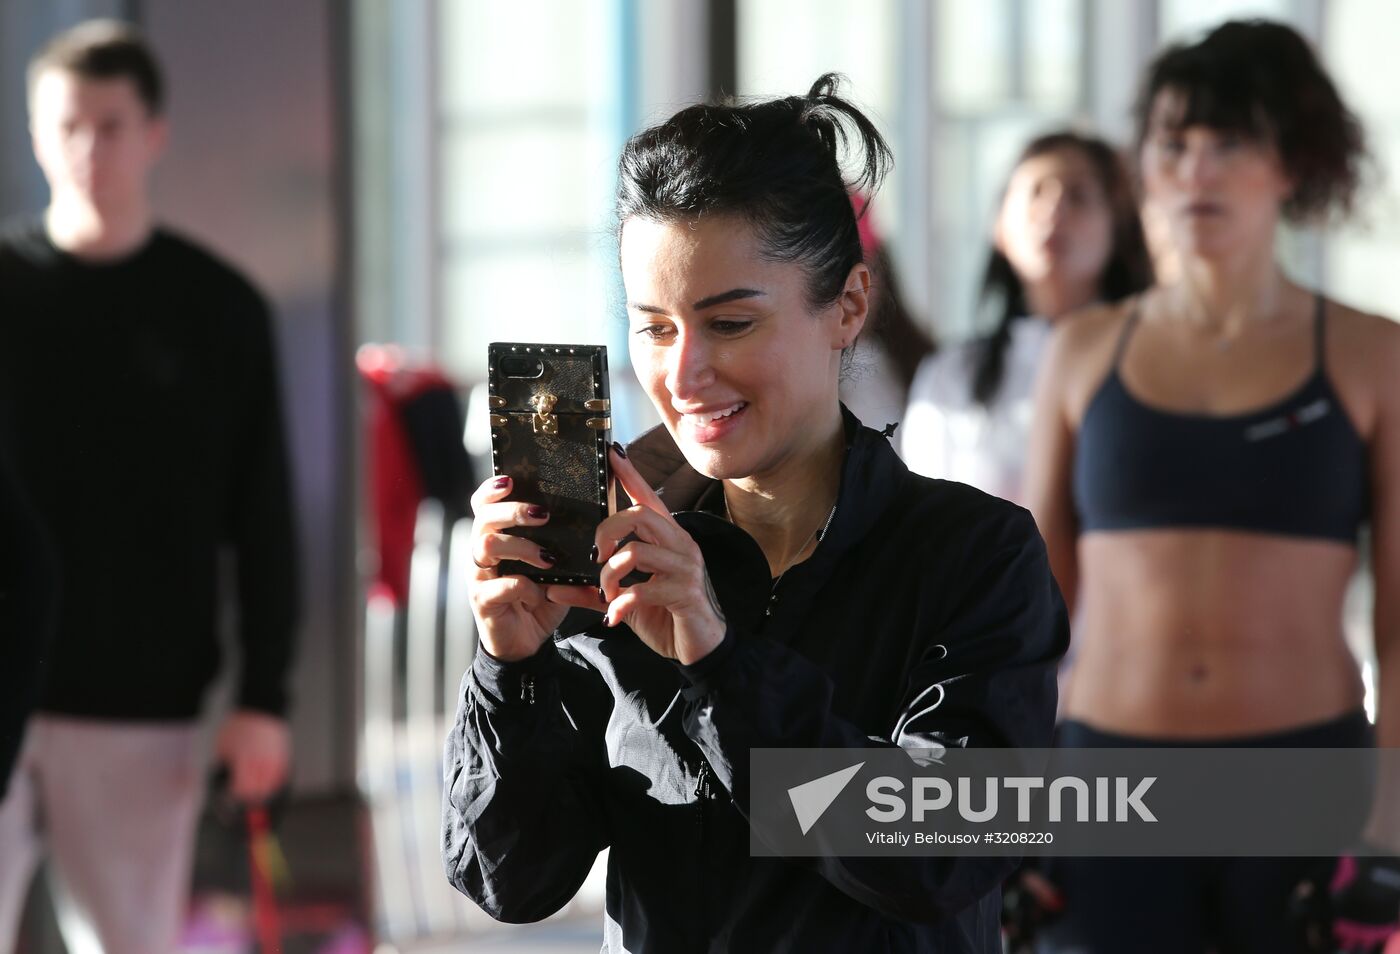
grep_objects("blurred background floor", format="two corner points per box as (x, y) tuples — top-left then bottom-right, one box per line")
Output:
(403, 920), (601, 953)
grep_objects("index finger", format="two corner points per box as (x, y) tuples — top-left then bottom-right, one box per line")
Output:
(610, 445), (670, 519)
(470, 474), (514, 514)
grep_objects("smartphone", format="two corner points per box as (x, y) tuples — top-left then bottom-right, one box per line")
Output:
(487, 342), (611, 586)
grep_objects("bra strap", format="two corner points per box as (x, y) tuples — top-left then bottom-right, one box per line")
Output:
(1111, 301), (1144, 370)
(1313, 293), (1327, 373)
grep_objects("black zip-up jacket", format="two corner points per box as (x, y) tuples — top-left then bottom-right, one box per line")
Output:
(443, 410), (1068, 952)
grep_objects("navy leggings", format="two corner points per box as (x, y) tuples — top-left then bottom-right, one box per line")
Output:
(1038, 710), (1373, 954)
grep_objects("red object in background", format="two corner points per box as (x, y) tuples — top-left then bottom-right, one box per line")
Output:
(358, 345), (463, 605)
(247, 806), (283, 954)
(851, 191), (882, 260)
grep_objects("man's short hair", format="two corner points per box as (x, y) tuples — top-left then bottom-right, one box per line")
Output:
(27, 19), (164, 116)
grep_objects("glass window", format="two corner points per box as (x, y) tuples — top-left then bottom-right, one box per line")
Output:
(435, 0), (626, 383)
(930, 0), (1089, 338)
(936, 0), (1084, 114)
(738, 0), (1089, 339)
(1323, 0), (1400, 318)
(737, 0), (903, 242)
(1158, 0), (1292, 42)
(936, 0), (1013, 114)
(738, 0), (898, 111)
(441, 253), (600, 363)
(1025, 0), (1084, 110)
(440, 125), (596, 241)
(438, 1), (591, 115)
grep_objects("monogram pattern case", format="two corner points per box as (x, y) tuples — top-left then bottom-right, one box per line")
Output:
(487, 343), (610, 585)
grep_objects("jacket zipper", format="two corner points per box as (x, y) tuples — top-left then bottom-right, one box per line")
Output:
(694, 761), (711, 799)
(695, 761), (711, 849)
(520, 674), (536, 705)
(695, 759), (711, 952)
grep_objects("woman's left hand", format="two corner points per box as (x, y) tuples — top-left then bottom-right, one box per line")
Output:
(548, 447), (727, 666)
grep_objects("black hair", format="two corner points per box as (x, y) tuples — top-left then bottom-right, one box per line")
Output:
(616, 73), (892, 310)
(28, 19), (164, 116)
(1134, 19), (1366, 222)
(971, 131), (1153, 407)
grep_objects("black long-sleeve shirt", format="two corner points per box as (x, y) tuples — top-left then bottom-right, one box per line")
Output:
(0, 220), (299, 720)
(443, 409), (1068, 952)
(0, 433), (55, 794)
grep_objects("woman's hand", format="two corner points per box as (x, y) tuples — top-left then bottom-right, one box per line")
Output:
(550, 448), (727, 666)
(467, 475), (570, 662)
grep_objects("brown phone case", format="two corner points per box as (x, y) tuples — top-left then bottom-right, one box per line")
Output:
(487, 342), (610, 585)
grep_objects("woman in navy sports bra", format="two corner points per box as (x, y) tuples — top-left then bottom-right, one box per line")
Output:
(1025, 20), (1400, 954)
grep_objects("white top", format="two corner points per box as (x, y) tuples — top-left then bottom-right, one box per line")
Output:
(899, 317), (1052, 506)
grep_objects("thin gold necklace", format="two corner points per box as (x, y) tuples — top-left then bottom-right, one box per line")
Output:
(723, 493), (839, 617)
(764, 501), (838, 616)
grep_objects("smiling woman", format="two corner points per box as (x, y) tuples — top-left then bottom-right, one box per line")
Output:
(620, 214), (858, 504)
(443, 74), (1068, 954)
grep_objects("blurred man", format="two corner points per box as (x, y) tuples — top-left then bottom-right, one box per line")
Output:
(0, 20), (299, 953)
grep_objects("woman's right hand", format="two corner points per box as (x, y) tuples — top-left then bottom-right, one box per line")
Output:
(467, 475), (570, 662)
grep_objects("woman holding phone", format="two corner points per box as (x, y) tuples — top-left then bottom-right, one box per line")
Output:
(443, 76), (1067, 953)
(1026, 21), (1400, 952)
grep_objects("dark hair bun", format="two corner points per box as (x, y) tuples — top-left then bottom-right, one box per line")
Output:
(617, 73), (892, 307)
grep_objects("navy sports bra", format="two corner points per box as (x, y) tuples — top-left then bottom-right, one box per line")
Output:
(1073, 295), (1368, 542)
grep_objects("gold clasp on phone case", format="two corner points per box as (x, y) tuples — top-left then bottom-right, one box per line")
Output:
(530, 392), (559, 435)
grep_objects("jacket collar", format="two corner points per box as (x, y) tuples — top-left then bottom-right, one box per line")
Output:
(626, 405), (909, 631)
(629, 405), (906, 526)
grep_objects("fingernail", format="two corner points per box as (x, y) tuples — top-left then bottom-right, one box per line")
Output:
(527, 505), (549, 519)
(611, 441), (628, 459)
(597, 587), (606, 602)
(590, 544), (599, 563)
(539, 548), (557, 565)
(493, 476), (511, 490)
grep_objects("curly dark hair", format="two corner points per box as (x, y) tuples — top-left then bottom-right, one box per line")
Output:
(1134, 19), (1367, 223)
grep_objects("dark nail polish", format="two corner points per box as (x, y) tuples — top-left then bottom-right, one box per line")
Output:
(590, 544), (599, 563)
(611, 441), (628, 459)
(492, 475), (511, 490)
(539, 548), (557, 565)
(526, 505), (549, 519)
(598, 587), (607, 602)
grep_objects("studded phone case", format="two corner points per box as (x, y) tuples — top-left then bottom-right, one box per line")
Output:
(487, 342), (611, 585)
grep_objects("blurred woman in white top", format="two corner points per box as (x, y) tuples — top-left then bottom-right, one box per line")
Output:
(901, 131), (1152, 503)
